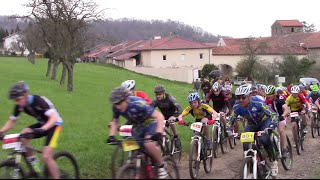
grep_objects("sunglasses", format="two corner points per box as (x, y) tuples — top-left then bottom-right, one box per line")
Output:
(236, 96), (247, 100)
(114, 100), (125, 105)
(155, 93), (163, 96)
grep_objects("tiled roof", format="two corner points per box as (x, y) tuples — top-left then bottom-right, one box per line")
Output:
(274, 20), (303, 27)
(114, 52), (140, 60)
(212, 32), (320, 55)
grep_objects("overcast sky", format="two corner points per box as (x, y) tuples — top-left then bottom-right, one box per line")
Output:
(0, 0), (319, 38)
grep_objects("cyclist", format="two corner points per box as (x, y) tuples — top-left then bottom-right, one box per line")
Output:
(0, 81), (63, 179)
(306, 84), (320, 105)
(178, 92), (219, 149)
(224, 85), (236, 108)
(121, 80), (152, 104)
(206, 82), (231, 134)
(265, 85), (290, 158)
(152, 85), (182, 142)
(251, 85), (265, 101)
(230, 84), (279, 177)
(283, 85), (311, 135)
(107, 86), (168, 179)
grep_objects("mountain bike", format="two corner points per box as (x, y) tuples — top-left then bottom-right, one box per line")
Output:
(289, 111), (307, 155)
(310, 104), (320, 138)
(225, 115), (238, 149)
(159, 119), (183, 165)
(0, 132), (80, 179)
(212, 113), (228, 158)
(239, 128), (277, 179)
(115, 138), (179, 179)
(187, 121), (213, 179)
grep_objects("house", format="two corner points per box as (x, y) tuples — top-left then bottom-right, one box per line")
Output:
(211, 20), (320, 77)
(3, 33), (29, 55)
(271, 20), (304, 36)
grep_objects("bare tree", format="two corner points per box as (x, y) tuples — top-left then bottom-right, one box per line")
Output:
(25, 0), (103, 91)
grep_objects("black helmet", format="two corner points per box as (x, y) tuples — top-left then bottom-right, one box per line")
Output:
(109, 86), (131, 104)
(154, 85), (165, 93)
(9, 81), (29, 100)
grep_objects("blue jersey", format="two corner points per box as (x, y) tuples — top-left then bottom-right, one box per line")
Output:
(307, 91), (320, 104)
(230, 99), (277, 125)
(113, 96), (155, 125)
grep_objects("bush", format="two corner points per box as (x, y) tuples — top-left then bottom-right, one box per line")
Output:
(201, 64), (219, 79)
(10, 52), (17, 56)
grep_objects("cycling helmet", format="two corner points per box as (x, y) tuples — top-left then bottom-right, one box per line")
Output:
(212, 82), (221, 91)
(265, 85), (276, 95)
(121, 80), (135, 90)
(187, 93), (200, 102)
(235, 84), (252, 96)
(9, 81), (30, 100)
(298, 84), (304, 90)
(311, 84), (319, 92)
(275, 87), (283, 94)
(154, 85), (165, 93)
(251, 85), (258, 92)
(109, 86), (131, 104)
(291, 85), (300, 94)
(224, 84), (232, 93)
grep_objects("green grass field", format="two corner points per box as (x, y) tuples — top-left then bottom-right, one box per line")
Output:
(0, 57), (200, 178)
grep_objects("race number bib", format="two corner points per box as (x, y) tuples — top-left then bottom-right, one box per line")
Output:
(122, 140), (139, 152)
(240, 132), (255, 143)
(290, 112), (299, 118)
(190, 122), (203, 132)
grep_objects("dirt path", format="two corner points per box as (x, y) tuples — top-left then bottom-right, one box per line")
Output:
(177, 126), (320, 179)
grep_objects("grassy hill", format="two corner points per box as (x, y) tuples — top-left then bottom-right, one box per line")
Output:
(0, 57), (197, 178)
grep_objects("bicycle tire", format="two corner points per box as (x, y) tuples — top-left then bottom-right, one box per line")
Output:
(163, 156), (180, 179)
(203, 141), (213, 174)
(293, 122), (301, 155)
(44, 151), (80, 179)
(189, 140), (200, 179)
(212, 126), (219, 158)
(170, 137), (182, 165)
(111, 144), (126, 179)
(116, 163), (139, 179)
(220, 127), (228, 154)
(281, 135), (293, 171)
(311, 114), (316, 138)
(317, 116), (320, 136)
(239, 157), (256, 179)
(0, 159), (25, 179)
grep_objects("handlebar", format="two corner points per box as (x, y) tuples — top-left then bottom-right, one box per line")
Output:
(235, 127), (274, 139)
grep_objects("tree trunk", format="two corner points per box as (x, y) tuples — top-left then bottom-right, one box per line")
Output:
(51, 60), (60, 80)
(66, 62), (74, 92)
(60, 63), (67, 85)
(27, 51), (36, 64)
(46, 58), (53, 77)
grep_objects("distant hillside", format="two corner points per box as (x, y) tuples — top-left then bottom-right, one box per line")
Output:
(0, 15), (227, 47)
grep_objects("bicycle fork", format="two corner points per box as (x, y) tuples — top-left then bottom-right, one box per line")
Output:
(191, 136), (202, 161)
(12, 154), (22, 179)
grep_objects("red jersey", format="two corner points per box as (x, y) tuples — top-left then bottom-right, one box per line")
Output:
(134, 91), (152, 105)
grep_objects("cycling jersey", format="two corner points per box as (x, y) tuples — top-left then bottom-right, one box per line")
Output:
(152, 93), (182, 120)
(206, 90), (231, 112)
(182, 103), (214, 120)
(265, 95), (286, 116)
(11, 95), (63, 125)
(113, 96), (155, 125)
(230, 99), (277, 125)
(285, 94), (307, 111)
(307, 91), (320, 103)
(134, 91), (152, 105)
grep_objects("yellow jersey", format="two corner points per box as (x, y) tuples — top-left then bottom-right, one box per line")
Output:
(182, 103), (214, 120)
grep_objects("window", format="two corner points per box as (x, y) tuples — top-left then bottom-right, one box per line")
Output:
(163, 55), (166, 61)
(181, 54), (185, 61)
(200, 53), (203, 60)
(291, 27), (294, 32)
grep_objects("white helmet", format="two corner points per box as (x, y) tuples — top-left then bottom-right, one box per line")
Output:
(121, 80), (135, 90)
(235, 84), (252, 96)
(212, 82), (221, 91)
(291, 85), (300, 93)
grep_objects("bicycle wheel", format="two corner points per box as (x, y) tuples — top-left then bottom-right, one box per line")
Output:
(220, 127), (228, 154)
(116, 163), (139, 179)
(111, 144), (127, 178)
(45, 151), (80, 179)
(212, 126), (219, 158)
(239, 157), (256, 179)
(203, 141), (213, 174)
(281, 135), (293, 171)
(311, 113), (316, 138)
(317, 116), (320, 136)
(0, 159), (25, 179)
(163, 156), (180, 179)
(293, 122), (301, 155)
(189, 140), (200, 179)
(170, 137), (182, 165)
